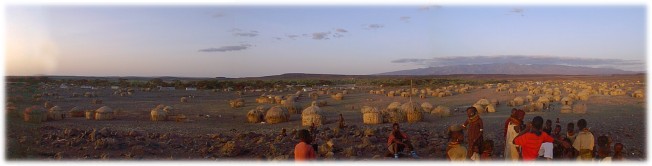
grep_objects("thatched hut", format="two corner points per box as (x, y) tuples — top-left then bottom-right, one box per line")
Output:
(94, 106), (114, 120)
(85, 110), (95, 120)
(387, 102), (402, 112)
(361, 106), (382, 124)
(421, 102), (433, 113)
(572, 103), (587, 114)
(229, 98), (245, 108)
(150, 105), (167, 121)
(24, 106), (46, 123)
(265, 106), (290, 124)
(560, 105), (572, 113)
(432, 105), (451, 117)
(513, 97), (525, 106)
(301, 101), (325, 126)
(577, 92), (590, 101)
(473, 104), (485, 114)
(561, 97), (573, 106)
(633, 90), (644, 98)
(419, 94), (427, 99)
(526, 95), (534, 103)
(69, 106), (85, 117)
(256, 105), (272, 114)
(47, 106), (65, 121)
(387, 91), (396, 97)
(247, 109), (264, 123)
(180, 97), (188, 103)
(332, 93), (344, 101)
(486, 104), (496, 113)
(44, 101), (54, 109)
(402, 102), (422, 123)
(274, 96), (283, 104)
(283, 99), (303, 114)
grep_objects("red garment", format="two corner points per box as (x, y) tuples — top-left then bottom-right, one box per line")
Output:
(294, 142), (316, 161)
(513, 132), (554, 161)
(387, 131), (409, 146)
(504, 110), (525, 138)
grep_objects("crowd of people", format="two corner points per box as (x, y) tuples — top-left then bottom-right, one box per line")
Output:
(293, 107), (626, 162)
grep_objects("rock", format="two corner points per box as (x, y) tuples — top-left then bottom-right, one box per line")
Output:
(364, 128), (376, 137)
(272, 155), (289, 161)
(372, 155), (381, 159)
(220, 141), (241, 157)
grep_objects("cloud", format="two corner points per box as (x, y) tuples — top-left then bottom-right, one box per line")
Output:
(213, 12), (226, 18)
(286, 34), (300, 40)
(400, 16), (411, 23)
(391, 55), (644, 69)
(230, 29), (259, 37)
(312, 32), (331, 40)
(419, 5), (442, 11)
(198, 44), (252, 52)
(335, 28), (348, 33)
(507, 8), (525, 16)
(363, 24), (384, 30)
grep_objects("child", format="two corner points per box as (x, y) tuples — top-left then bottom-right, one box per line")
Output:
(446, 124), (468, 161)
(294, 129), (317, 161)
(596, 135), (612, 162)
(573, 119), (595, 160)
(462, 107), (483, 159)
(481, 140), (494, 160)
(543, 119), (553, 135)
(612, 143), (624, 161)
(566, 122), (577, 144)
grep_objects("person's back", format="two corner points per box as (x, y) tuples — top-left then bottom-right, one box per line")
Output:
(448, 143), (468, 161)
(573, 119), (594, 161)
(294, 129), (316, 161)
(513, 116), (554, 161)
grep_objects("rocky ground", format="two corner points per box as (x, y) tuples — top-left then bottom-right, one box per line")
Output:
(5, 76), (647, 161)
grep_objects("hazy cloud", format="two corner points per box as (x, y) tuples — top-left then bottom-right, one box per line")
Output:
(198, 44), (252, 52)
(286, 34), (300, 40)
(419, 5), (442, 11)
(213, 12), (226, 18)
(363, 24), (384, 30)
(335, 28), (348, 33)
(400, 16), (411, 23)
(230, 29), (259, 37)
(391, 55), (644, 69)
(507, 8), (525, 16)
(312, 32), (331, 40)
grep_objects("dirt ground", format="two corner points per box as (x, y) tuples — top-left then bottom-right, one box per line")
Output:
(4, 75), (646, 161)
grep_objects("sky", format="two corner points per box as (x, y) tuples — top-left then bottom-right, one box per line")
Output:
(4, 5), (647, 77)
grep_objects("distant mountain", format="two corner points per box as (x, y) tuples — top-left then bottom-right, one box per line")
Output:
(378, 63), (640, 76)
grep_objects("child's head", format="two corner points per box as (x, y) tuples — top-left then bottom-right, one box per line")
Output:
(614, 143), (623, 153)
(553, 125), (562, 135)
(597, 135), (610, 147)
(545, 119), (552, 127)
(483, 140), (494, 151)
(577, 119), (587, 130)
(567, 122), (575, 132)
(466, 107), (478, 117)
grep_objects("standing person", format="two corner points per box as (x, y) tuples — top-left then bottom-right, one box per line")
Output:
(513, 116), (568, 161)
(552, 124), (564, 159)
(566, 122), (577, 144)
(573, 119), (595, 161)
(387, 123), (418, 158)
(294, 129), (317, 161)
(504, 108), (525, 161)
(446, 124), (467, 161)
(462, 107), (483, 159)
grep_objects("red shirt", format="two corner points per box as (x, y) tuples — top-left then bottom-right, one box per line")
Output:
(387, 131), (409, 146)
(294, 142), (316, 161)
(513, 132), (554, 161)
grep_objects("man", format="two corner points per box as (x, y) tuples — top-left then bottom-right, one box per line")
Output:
(595, 135), (612, 162)
(446, 124), (467, 161)
(387, 123), (418, 158)
(513, 116), (570, 161)
(294, 129), (316, 161)
(573, 119), (595, 160)
(543, 119), (553, 135)
(504, 108), (524, 161)
(462, 107), (483, 159)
